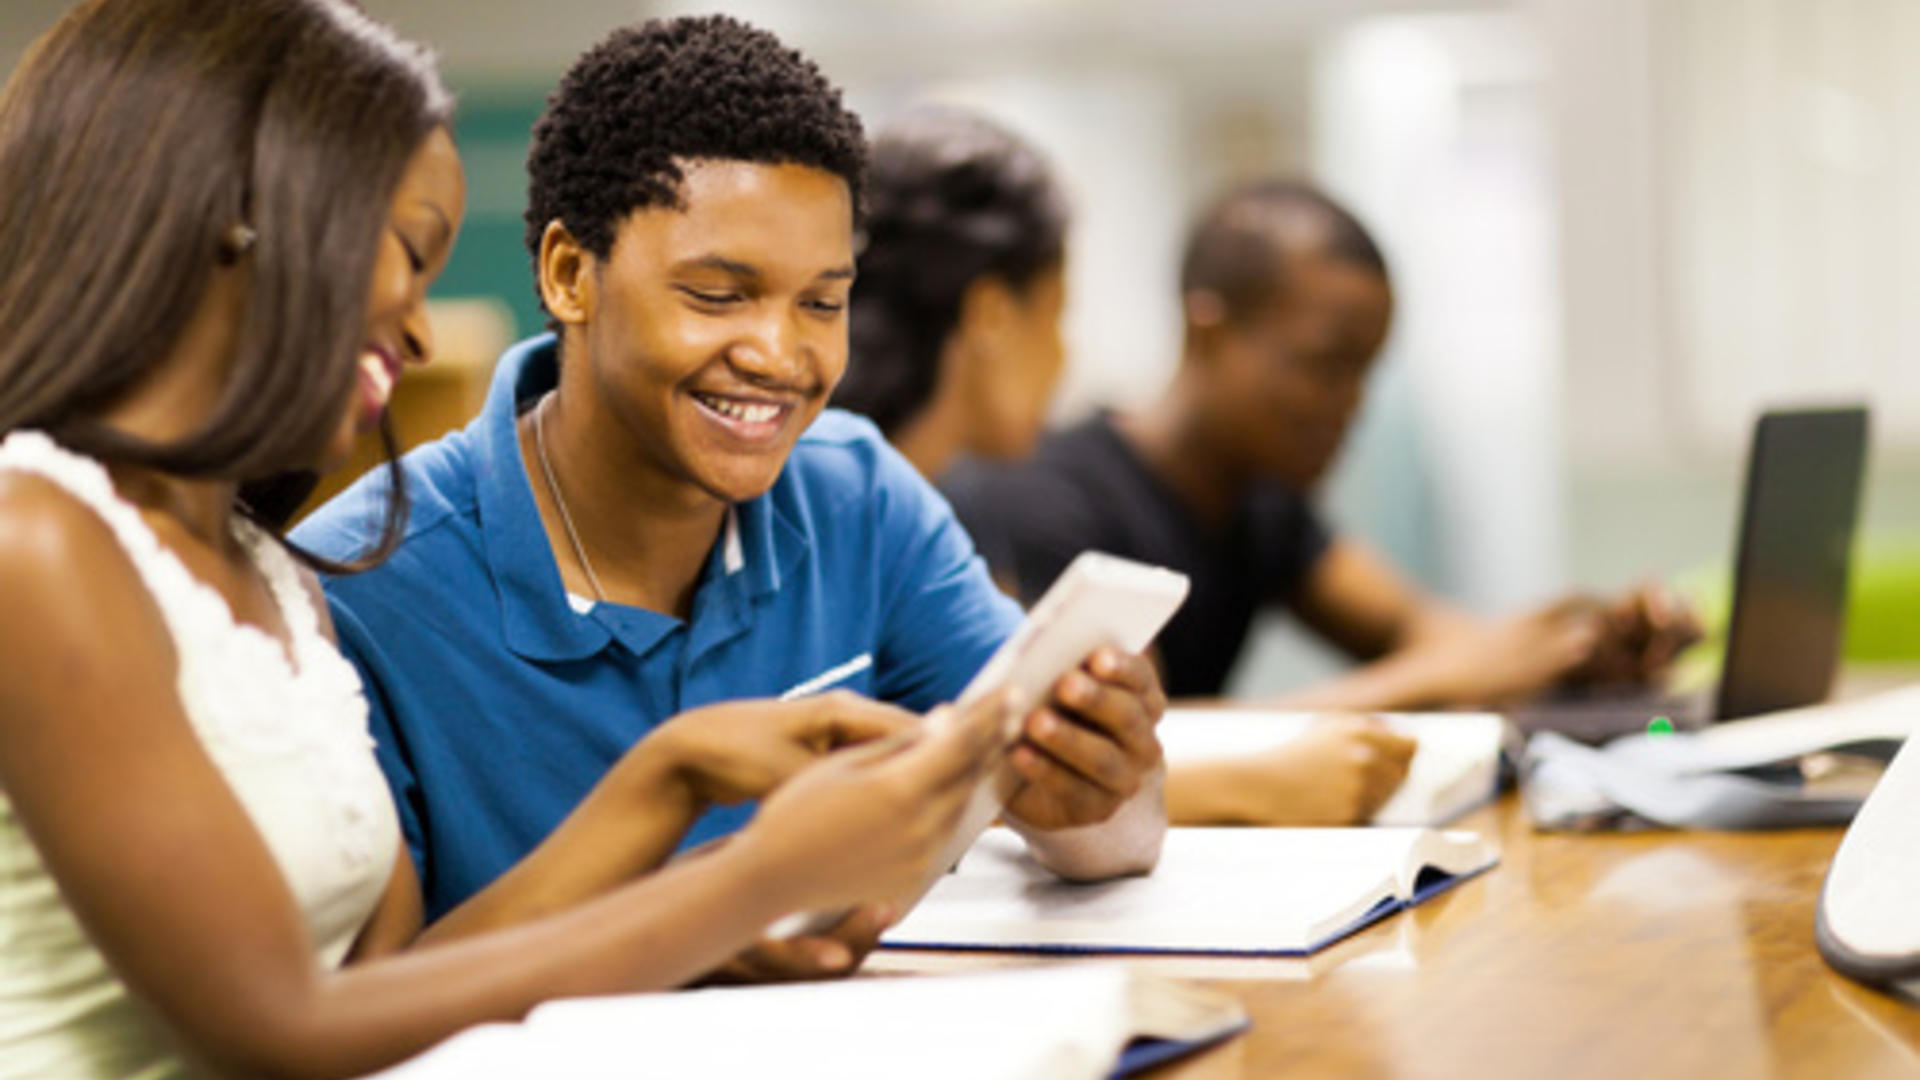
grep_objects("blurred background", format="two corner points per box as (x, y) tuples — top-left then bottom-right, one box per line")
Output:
(5, 0), (1915, 690)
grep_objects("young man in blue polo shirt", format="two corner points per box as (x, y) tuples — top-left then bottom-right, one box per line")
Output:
(294, 16), (1168, 977)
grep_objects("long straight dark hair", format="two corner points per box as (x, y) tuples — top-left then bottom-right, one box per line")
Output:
(0, 0), (452, 569)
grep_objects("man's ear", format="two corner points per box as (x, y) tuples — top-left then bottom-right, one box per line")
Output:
(1182, 288), (1229, 359)
(538, 219), (595, 327)
(958, 274), (1018, 341)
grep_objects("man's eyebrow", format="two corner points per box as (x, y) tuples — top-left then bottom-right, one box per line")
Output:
(676, 255), (761, 279)
(671, 256), (855, 283)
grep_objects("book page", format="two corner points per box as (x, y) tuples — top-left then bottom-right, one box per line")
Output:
(362, 964), (1244, 1080)
(1402, 829), (1503, 895)
(883, 827), (1491, 954)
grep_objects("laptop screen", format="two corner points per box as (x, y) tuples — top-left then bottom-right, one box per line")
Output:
(1715, 406), (1870, 720)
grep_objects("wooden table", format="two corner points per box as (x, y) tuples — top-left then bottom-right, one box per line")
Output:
(1186, 795), (1920, 1077)
(877, 793), (1920, 1078)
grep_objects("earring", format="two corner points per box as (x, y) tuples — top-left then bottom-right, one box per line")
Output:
(218, 223), (257, 263)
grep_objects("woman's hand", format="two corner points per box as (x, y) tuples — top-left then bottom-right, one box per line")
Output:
(734, 690), (1020, 916)
(423, 692), (917, 945)
(694, 904), (896, 985)
(1167, 714), (1416, 826)
(649, 691), (920, 807)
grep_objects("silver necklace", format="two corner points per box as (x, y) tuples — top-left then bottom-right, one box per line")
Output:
(532, 391), (608, 603)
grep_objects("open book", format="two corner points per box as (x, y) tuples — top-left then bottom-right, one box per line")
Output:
(882, 826), (1498, 956)
(357, 963), (1247, 1080)
(1157, 709), (1507, 826)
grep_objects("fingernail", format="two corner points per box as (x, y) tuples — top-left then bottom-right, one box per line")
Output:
(818, 942), (852, 969)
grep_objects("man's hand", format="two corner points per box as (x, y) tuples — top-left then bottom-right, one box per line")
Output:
(1391, 603), (1601, 708)
(1003, 647), (1167, 831)
(1563, 583), (1704, 688)
(648, 692), (918, 806)
(693, 904), (895, 985)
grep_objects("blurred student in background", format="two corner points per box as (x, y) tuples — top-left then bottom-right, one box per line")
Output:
(941, 177), (1699, 718)
(0, 4), (1017, 1077)
(835, 108), (1413, 826)
(834, 108), (1072, 485)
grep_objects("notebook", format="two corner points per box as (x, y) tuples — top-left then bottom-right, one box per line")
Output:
(357, 963), (1248, 1080)
(881, 826), (1498, 956)
(1157, 709), (1506, 826)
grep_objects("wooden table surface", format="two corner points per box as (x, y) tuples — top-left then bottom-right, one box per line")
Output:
(1170, 795), (1920, 1078)
(877, 792), (1920, 1078)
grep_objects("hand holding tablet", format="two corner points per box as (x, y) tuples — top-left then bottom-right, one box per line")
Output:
(768, 552), (1189, 939)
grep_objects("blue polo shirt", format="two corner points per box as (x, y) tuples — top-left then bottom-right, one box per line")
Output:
(293, 335), (1022, 920)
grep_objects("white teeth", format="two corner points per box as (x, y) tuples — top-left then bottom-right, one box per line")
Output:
(699, 395), (782, 425)
(360, 351), (394, 403)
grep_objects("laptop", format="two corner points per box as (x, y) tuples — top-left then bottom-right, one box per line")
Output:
(1511, 405), (1871, 744)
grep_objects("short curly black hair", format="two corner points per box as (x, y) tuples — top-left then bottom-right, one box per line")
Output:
(1180, 180), (1387, 327)
(524, 14), (867, 315)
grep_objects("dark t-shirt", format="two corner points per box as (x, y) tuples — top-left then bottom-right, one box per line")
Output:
(941, 414), (1333, 698)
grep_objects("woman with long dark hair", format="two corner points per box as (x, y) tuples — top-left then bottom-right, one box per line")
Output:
(0, 4), (1008, 1076)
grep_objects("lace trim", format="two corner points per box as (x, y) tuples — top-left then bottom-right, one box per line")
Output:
(0, 430), (383, 867)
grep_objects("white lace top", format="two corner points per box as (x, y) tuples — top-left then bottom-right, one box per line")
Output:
(0, 432), (400, 1079)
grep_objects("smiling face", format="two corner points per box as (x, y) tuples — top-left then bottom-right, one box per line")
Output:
(558, 159), (856, 505)
(322, 126), (467, 468)
(1194, 248), (1391, 490)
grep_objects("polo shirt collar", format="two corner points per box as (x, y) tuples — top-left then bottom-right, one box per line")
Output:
(730, 482), (803, 602)
(475, 335), (610, 663)
(475, 335), (806, 665)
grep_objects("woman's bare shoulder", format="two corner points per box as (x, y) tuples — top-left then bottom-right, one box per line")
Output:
(0, 470), (169, 657)
(0, 470), (124, 574)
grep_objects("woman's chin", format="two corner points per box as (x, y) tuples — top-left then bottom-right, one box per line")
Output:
(317, 427), (360, 475)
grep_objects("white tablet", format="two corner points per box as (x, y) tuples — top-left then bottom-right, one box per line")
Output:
(955, 550), (1191, 712)
(928, 551), (1190, 866)
(771, 551), (1189, 939)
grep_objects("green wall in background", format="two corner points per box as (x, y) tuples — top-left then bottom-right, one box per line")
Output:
(435, 89), (551, 339)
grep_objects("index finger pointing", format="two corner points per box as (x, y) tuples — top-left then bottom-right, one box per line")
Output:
(906, 690), (1021, 792)
(807, 692), (919, 749)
